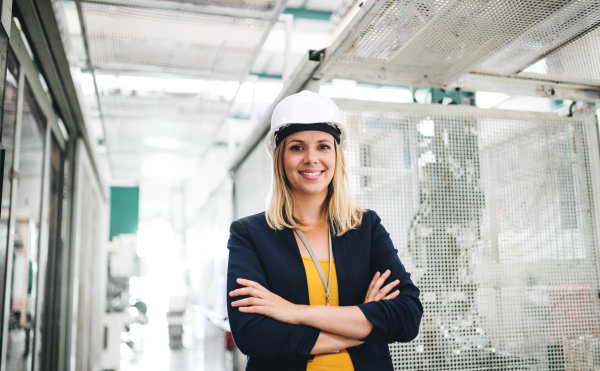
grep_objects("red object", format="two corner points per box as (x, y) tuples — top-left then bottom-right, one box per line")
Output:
(548, 286), (597, 343)
(225, 331), (235, 351)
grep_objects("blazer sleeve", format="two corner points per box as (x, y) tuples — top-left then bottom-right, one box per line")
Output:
(357, 211), (423, 344)
(226, 219), (321, 362)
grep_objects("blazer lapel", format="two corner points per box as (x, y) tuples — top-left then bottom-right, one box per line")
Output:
(280, 228), (311, 305)
(332, 233), (355, 307)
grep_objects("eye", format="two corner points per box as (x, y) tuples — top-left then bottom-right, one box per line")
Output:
(319, 144), (331, 150)
(290, 145), (303, 151)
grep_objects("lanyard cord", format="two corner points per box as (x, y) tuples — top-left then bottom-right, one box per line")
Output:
(296, 229), (333, 306)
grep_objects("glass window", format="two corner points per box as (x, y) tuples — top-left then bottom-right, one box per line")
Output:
(6, 79), (46, 371)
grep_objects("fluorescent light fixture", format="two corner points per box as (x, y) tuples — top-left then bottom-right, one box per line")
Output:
(475, 91), (510, 109)
(93, 73), (240, 100)
(143, 137), (184, 150)
(523, 58), (548, 74)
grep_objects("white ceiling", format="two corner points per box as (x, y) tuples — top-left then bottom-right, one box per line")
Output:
(58, 0), (350, 183)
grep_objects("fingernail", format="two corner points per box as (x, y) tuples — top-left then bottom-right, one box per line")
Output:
(395, 279), (399, 283)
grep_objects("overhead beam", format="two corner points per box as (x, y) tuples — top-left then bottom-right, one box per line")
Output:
(73, 0), (276, 21)
(449, 73), (600, 103)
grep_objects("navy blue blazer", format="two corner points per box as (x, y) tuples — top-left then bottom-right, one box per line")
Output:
(226, 210), (423, 371)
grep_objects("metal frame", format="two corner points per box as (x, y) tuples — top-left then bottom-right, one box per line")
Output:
(57, 137), (75, 371)
(15, 0), (106, 198)
(65, 139), (106, 371)
(0, 16), (88, 371)
(9, 19), (66, 150)
(579, 103), (600, 301)
(74, 0), (280, 20)
(449, 73), (600, 103)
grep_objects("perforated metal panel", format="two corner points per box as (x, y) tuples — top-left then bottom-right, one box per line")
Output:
(320, 0), (600, 88)
(81, 3), (271, 79)
(474, 1), (600, 79)
(333, 99), (600, 370)
(516, 26), (600, 86)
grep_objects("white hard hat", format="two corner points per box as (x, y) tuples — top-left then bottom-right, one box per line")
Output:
(266, 90), (347, 156)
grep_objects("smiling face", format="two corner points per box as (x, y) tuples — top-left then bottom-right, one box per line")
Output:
(282, 130), (336, 198)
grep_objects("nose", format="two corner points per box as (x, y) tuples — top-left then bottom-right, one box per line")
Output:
(304, 147), (318, 164)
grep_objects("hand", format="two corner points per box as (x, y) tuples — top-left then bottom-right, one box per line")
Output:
(363, 269), (400, 304)
(230, 278), (304, 325)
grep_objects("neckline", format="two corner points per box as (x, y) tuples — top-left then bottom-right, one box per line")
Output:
(301, 255), (333, 262)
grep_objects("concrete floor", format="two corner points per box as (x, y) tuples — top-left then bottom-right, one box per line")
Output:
(118, 314), (239, 371)
(120, 319), (205, 371)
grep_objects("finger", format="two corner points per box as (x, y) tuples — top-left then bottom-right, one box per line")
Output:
(229, 287), (263, 298)
(365, 272), (381, 301)
(231, 297), (266, 307)
(238, 306), (265, 314)
(236, 278), (267, 292)
(384, 290), (400, 300)
(373, 270), (391, 293)
(367, 271), (381, 292)
(375, 279), (400, 301)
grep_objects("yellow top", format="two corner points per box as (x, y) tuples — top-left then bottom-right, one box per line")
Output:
(302, 256), (355, 371)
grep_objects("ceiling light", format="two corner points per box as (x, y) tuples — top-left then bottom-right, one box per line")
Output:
(143, 137), (184, 150)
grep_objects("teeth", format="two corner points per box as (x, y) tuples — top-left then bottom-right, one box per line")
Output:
(302, 172), (321, 176)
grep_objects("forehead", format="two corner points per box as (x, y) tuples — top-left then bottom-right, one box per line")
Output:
(285, 130), (335, 143)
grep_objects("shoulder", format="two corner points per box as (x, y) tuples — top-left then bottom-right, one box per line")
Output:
(233, 212), (267, 227)
(359, 209), (381, 229)
(230, 212), (276, 236)
(341, 209), (381, 239)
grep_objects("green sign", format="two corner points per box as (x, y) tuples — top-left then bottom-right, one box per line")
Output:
(109, 187), (139, 240)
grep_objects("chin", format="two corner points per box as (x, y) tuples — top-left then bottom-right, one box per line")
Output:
(296, 184), (328, 196)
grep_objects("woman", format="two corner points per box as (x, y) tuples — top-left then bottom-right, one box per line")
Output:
(227, 91), (422, 371)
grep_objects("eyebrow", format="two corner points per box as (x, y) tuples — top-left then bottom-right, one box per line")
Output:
(287, 139), (333, 145)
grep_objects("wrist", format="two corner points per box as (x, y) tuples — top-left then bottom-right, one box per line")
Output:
(295, 305), (309, 325)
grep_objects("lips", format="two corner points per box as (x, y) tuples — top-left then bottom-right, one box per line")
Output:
(299, 170), (325, 180)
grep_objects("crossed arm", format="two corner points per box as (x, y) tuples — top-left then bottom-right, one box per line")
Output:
(229, 270), (400, 354)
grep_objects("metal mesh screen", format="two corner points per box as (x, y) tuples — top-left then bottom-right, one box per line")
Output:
(81, 3), (270, 79)
(335, 99), (600, 370)
(320, 0), (600, 88)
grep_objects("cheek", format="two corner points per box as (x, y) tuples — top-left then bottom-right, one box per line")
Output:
(324, 154), (336, 176)
(282, 153), (300, 177)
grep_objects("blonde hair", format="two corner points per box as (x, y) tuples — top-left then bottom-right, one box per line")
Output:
(266, 139), (363, 236)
